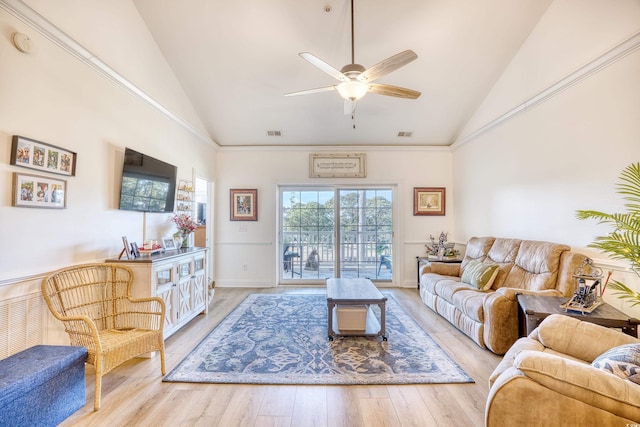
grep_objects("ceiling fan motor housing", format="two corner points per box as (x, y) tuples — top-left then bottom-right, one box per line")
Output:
(340, 63), (366, 77)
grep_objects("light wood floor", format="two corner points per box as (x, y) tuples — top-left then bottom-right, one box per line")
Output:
(61, 287), (502, 427)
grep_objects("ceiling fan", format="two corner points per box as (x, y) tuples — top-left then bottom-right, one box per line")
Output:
(285, 0), (421, 115)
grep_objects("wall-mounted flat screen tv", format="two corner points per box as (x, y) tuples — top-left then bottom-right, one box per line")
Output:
(118, 148), (177, 213)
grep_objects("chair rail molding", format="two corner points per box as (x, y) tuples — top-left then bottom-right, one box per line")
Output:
(453, 30), (640, 148)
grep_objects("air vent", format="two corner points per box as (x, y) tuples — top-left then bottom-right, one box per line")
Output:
(267, 130), (282, 137)
(397, 131), (413, 137)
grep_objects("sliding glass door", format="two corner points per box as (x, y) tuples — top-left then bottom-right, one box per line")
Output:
(280, 187), (393, 283)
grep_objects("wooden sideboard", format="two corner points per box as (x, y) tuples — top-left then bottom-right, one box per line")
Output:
(108, 247), (208, 338)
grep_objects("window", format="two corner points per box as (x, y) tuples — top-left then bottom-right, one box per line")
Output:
(280, 187), (393, 282)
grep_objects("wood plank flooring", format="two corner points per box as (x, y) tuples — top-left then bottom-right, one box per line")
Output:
(60, 287), (501, 427)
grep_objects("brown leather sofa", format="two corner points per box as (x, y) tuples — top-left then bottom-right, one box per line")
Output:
(419, 236), (587, 355)
(486, 314), (640, 426)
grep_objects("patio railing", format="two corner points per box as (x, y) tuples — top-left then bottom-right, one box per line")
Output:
(282, 230), (392, 280)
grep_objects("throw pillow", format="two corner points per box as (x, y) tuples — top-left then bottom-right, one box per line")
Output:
(460, 260), (499, 290)
(592, 343), (640, 384)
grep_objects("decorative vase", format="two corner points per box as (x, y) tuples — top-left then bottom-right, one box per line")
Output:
(181, 234), (190, 248)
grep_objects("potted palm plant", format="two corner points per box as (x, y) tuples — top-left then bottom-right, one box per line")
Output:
(576, 162), (640, 306)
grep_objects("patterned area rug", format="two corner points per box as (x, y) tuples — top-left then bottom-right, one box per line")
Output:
(163, 293), (473, 385)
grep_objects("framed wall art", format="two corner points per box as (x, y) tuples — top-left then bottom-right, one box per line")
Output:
(230, 189), (258, 221)
(10, 135), (77, 176)
(414, 187), (445, 216)
(12, 172), (67, 209)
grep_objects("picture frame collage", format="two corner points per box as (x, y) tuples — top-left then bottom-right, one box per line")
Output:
(9, 135), (77, 209)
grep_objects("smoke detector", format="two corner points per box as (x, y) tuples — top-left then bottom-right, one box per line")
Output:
(12, 32), (31, 53)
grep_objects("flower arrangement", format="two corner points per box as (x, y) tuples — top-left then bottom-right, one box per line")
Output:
(172, 213), (197, 235)
(425, 231), (459, 257)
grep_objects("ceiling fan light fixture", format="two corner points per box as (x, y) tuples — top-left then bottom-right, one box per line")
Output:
(337, 80), (368, 100)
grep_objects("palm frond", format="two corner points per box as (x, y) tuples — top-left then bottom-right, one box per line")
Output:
(576, 211), (640, 233)
(575, 210), (613, 222)
(588, 231), (640, 268)
(607, 280), (640, 307)
(618, 162), (640, 213)
(618, 162), (640, 189)
(577, 163), (640, 307)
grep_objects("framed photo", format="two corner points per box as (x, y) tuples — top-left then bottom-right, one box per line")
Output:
(120, 236), (131, 260)
(309, 153), (366, 178)
(10, 135), (77, 176)
(130, 242), (140, 258)
(230, 189), (258, 221)
(162, 237), (177, 250)
(12, 172), (67, 209)
(414, 187), (446, 216)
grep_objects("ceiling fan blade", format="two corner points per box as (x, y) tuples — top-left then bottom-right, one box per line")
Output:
(284, 86), (336, 97)
(299, 52), (350, 82)
(369, 83), (421, 99)
(358, 50), (418, 83)
(344, 98), (357, 115)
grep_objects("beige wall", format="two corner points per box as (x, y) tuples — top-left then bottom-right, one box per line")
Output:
(0, 3), (216, 291)
(451, 0), (640, 317)
(215, 147), (454, 288)
(2, 0), (640, 351)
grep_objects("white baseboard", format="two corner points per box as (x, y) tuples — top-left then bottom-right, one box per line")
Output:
(214, 280), (275, 288)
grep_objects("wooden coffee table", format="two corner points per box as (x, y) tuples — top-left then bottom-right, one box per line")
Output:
(326, 278), (387, 341)
(517, 294), (639, 337)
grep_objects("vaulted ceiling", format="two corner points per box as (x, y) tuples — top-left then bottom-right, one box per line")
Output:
(132, 0), (552, 147)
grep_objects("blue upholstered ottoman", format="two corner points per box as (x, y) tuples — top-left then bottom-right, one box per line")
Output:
(0, 345), (87, 427)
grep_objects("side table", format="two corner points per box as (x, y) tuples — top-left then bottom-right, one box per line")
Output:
(416, 256), (462, 289)
(517, 294), (639, 338)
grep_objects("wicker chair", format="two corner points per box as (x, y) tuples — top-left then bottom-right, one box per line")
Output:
(42, 263), (166, 411)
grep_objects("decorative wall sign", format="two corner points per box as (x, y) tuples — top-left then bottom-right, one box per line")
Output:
(309, 153), (366, 178)
(12, 172), (67, 209)
(10, 135), (77, 176)
(414, 187), (445, 216)
(230, 189), (258, 221)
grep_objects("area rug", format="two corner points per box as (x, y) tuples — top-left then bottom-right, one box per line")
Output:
(163, 293), (473, 385)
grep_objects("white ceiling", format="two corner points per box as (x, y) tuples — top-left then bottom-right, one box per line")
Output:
(132, 0), (551, 147)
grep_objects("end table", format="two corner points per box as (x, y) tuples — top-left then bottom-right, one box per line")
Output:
(517, 294), (639, 338)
